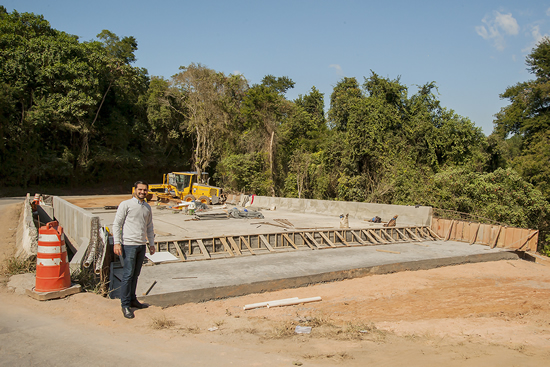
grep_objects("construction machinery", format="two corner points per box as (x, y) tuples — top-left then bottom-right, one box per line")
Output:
(145, 172), (225, 205)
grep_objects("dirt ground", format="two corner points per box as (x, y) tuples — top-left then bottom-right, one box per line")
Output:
(1, 201), (550, 366)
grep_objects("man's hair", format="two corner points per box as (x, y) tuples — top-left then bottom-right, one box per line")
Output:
(134, 180), (149, 189)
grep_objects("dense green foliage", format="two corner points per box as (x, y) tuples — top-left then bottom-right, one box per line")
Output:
(1, 9), (549, 250)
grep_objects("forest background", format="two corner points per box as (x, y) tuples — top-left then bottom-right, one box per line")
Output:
(1, 8), (550, 252)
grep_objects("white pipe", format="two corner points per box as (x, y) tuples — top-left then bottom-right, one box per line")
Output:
(266, 296), (322, 308)
(243, 297), (299, 310)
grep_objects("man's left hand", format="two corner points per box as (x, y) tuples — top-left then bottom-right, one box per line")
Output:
(149, 245), (155, 255)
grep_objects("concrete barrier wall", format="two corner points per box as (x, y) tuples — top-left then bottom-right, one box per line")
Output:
(251, 196), (432, 226)
(53, 196), (96, 251)
(15, 194), (38, 259)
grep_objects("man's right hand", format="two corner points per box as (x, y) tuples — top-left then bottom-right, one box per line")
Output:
(114, 244), (122, 256)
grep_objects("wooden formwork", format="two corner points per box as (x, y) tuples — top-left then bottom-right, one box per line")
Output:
(431, 218), (538, 252)
(152, 225), (442, 263)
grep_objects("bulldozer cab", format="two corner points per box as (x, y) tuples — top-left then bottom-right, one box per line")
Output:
(167, 172), (193, 192)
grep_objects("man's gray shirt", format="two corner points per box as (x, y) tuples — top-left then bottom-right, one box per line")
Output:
(112, 197), (155, 246)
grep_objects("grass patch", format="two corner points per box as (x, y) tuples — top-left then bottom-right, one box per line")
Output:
(71, 268), (108, 296)
(150, 314), (175, 329)
(1, 256), (36, 276)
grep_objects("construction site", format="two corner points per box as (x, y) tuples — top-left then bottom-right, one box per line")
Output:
(2, 191), (550, 366)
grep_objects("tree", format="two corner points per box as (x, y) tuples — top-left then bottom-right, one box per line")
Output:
(493, 37), (550, 199)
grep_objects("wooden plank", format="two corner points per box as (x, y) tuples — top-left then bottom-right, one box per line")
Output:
(196, 239), (212, 259)
(380, 229), (396, 242)
(444, 220), (455, 241)
(239, 236), (256, 255)
(227, 237), (244, 255)
(517, 230), (539, 251)
(426, 226), (443, 240)
(174, 241), (186, 261)
(334, 231), (350, 246)
(351, 230), (367, 245)
(376, 249), (401, 254)
(362, 229), (379, 244)
(318, 232), (336, 247)
(369, 230), (388, 244)
(282, 233), (298, 249)
(259, 235), (275, 252)
(395, 228), (408, 241)
(405, 227), (421, 241)
(222, 237), (241, 255)
(305, 232), (324, 248)
(299, 233), (316, 249)
(218, 237), (235, 256)
(490, 226), (502, 249)
(469, 223), (481, 245)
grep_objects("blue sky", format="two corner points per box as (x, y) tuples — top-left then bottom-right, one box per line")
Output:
(3, 1), (550, 135)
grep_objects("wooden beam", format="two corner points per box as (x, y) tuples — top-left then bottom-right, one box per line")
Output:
(444, 220), (455, 241)
(299, 232), (316, 249)
(174, 241), (186, 261)
(282, 233), (298, 249)
(351, 230), (367, 245)
(227, 237), (244, 255)
(368, 230), (388, 244)
(469, 223), (481, 245)
(318, 232), (336, 247)
(405, 227), (421, 241)
(395, 228), (408, 241)
(305, 232), (323, 248)
(259, 234), (275, 252)
(239, 236), (256, 255)
(221, 237), (241, 255)
(362, 229), (381, 244)
(218, 237), (235, 256)
(334, 231), (350, 246)
(518, 230), (539, 251)
(376, 249), (401, 254)
(426, 226), (443, 240)
(196, 239), (212, 259)
(380, 229), (396, 242)
(490, 226), (502, 249)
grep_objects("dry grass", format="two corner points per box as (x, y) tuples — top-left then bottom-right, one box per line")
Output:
(150, 314), (176, 329)
(1, 256), (36, 276)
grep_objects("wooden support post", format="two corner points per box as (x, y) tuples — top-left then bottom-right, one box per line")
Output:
(395, 228), (408, 241)
(299, 233), (316, 249)
(426, 226), (443, 240)
(380, 229), (396, 242)
(218, 237), (235, 256)
(282, 233), (298, 249)
(469, 223), (481, 245)
(490, 226), (502, 249)
(348, 230), (366, 245)
(444, 220), (455, 241)
(174, 241), (186, 261)
(362, 229), (380, 244)
(405, 227), (421, 241)
(222, 237), (241, 255)
(369, 230), (388, 244)
(305, 232), (323, 248)
(196, 239), (212, 259)
(259, 235), (275, 252)
(239, 236), (256, 255)
(518, 230), (539, 251)
(228, 237), (243, 255)
(318, 232), (336, 247)
(334, 231), (350, 246)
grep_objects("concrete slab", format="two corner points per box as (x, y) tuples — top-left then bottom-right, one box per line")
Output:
(136, 241), (519, 307)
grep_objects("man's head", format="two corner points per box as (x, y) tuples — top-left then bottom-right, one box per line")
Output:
(134, 180), (149, 201)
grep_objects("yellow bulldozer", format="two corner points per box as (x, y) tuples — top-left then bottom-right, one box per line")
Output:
(145, 172), (225, 205)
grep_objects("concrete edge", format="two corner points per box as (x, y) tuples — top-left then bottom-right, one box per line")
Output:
(15, 194), (37, 259)
(140, 250), (520, 308)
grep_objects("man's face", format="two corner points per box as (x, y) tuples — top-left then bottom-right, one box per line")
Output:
(135, 184), (149, 200)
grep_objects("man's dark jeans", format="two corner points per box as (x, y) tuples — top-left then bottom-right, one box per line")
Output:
(120, 245), (146, 307)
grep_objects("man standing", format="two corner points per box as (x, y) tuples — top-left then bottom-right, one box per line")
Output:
(113, 181), (155, 319)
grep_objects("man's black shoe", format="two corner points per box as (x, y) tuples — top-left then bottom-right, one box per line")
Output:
(122, 307), (135, 319)
(130, 300), (149, 309)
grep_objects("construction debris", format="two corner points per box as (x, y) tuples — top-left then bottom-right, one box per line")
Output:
(228, 207), (264, 219)
(243, 296), (322, 310)
(384, 215), (398, 227)
(339, 213), (349, 228)
(376, 249), (401, 254)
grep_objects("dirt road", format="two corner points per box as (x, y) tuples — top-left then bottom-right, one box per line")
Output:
(1, 199), (550, 366)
